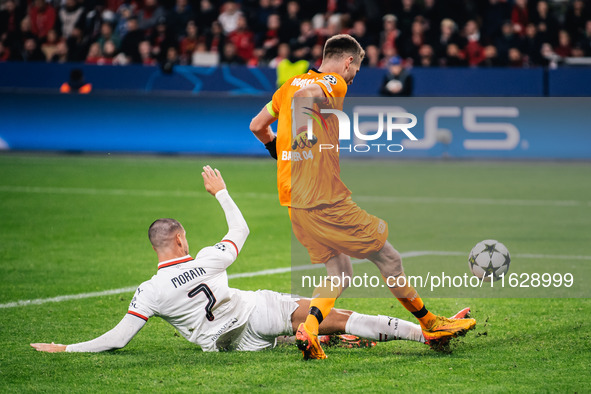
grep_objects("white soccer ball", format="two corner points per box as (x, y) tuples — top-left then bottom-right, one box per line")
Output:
(468, 240), (511, 282)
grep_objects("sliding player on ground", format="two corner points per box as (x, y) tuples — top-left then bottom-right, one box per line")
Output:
(31, 166), (466, 355)
(249, 34), (476, 359)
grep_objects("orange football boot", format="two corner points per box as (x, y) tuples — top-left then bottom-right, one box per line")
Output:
(295, 323), (327, 360)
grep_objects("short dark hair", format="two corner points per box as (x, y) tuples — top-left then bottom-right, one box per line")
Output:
(148, 218), (184, 249)
(323, 34), (365, 64)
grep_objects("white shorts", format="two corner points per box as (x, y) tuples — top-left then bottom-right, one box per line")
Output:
(235, 290), (300, 351)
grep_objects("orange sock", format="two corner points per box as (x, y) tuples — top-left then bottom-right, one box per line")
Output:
(304, 279), (341, 335)
(383, 275), (436, 329)
(304, 297), (336, 335)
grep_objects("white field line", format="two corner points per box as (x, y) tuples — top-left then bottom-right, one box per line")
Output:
(0, 185), (209, 199)
(1, 250), (590, 310)
(0, 286), (139, 309)
(354, 195), (587, 207)
(0, 185), (588, 207)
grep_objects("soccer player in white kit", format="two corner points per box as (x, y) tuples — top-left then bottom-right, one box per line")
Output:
(31, 166), (464, 355)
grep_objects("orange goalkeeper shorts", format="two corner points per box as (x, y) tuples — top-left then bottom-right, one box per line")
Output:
(290, 197), (388, 265)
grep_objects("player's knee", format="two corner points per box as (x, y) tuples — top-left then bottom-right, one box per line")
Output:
(371, 243), (403, 277)
(390, 248), (403, 276)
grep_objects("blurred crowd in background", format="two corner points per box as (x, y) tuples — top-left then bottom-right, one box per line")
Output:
(1, 0), (590, 69)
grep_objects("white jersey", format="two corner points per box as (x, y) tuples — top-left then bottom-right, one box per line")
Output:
(66, 188), (257, 353)
(128, 247), (257, 352)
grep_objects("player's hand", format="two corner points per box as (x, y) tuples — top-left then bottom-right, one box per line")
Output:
(30, 342), (67, 353)
(202, 165), (226, 196)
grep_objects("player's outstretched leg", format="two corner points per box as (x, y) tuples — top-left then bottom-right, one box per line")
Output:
(368, 242), (476, 339)
(296, 277), (340, 360)
(296, 254), (352, 360)
(293, 300), (473, 352)
(340, 306), (473, 351)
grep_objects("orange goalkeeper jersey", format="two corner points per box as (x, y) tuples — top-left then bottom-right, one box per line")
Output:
(268, 68), (351, 209)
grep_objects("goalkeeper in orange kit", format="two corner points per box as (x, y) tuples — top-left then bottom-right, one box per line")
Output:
(249, 34), (476, 360)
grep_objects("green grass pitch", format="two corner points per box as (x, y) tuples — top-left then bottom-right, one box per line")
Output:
(0, 153), (590, 392)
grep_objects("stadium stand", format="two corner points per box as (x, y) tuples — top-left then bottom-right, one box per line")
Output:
(1, 0), (590, 70)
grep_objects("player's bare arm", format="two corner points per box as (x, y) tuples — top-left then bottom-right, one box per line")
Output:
(250, 78), (324, 141)
(250, 107), (279, 159)
(249, 107), (276, 144)
(292, 84), (327, 135)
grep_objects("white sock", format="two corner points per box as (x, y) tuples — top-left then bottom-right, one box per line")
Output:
(345, 312), (425, 343)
